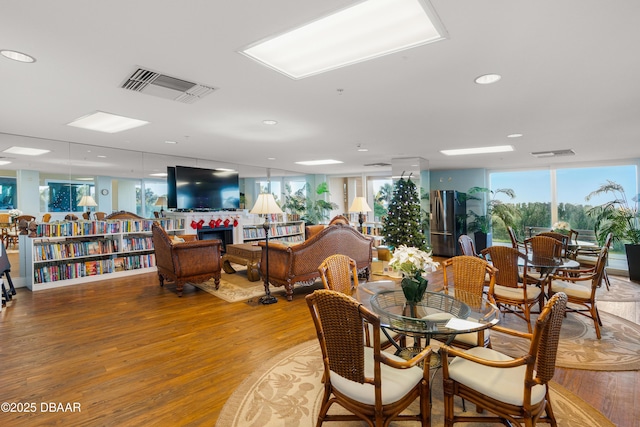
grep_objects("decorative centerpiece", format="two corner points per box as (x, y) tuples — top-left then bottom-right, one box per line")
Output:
(552, 221), (571, 235)
(388, 245), (439, 316)
(8, 209), (22, 220)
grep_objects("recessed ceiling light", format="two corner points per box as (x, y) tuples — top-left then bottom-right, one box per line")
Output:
(295, 159), (344, 166)
(0, 160), (12, 166)
(240, 0), (448, 79)
(268, 157), (276, 160)
(150, 172), (168, 177)
(3, 146), (50, 156)
(474, 73), (502, 85)
(1, 49), (36, 63)
(67, 111), (149, 133)
(164, 140), (178, 144)
(263, 120), (278, 125)
(97, 155), (107, 158)
(507, 133), (523, 138)
(440, 145), (513, 156)
(356, 144), (368, 152)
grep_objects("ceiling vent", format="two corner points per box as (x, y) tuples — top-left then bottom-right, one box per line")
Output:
(531, 149), (575, 158)
(364, 162), (392, 167)
(120, 68), (217, 104)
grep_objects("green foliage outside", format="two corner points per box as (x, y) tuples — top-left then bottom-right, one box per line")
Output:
(381, 176), (427, 250)
(302, 182), (338, 224)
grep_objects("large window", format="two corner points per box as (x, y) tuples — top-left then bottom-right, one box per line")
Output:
(490, 164), (637, 252)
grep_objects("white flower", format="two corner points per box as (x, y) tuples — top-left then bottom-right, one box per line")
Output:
(552, 221), (570, 231)
(8, 209), (22, 217)
(388, 245), (439, 277)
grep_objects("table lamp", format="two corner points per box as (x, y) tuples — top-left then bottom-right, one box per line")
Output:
(349, 196), (372, 233)
(250, 193), (283, 305)
(155, 196), (168, 217)
(78, 195), (98, 212)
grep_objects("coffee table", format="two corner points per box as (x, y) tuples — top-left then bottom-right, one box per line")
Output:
(222, 243), (261, 282)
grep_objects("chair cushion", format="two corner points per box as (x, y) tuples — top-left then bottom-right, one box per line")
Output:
(494, 284), (541, 301)
(549, 279), (592, 299)
(448, 346), (546, 406)
(330, 347), (424, 405)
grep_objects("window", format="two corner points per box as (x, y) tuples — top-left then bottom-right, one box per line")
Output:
(43, 181), (94, 212)
(0, 177), (17, 209)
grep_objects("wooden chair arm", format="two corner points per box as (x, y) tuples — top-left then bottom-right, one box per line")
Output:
(440, 344), (532, 369)
(489, 325), (533, 340)
(380, 346), (432, 372)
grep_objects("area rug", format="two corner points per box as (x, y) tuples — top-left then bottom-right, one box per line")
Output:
(489, 305), (640, 371)
(215, 340), (614, 427)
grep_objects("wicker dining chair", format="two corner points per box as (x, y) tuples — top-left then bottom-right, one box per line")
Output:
(481, 246), (543, 333)
(307, 289), (432, 427)
(458, 235), (478, 257)
(440, 292), (567, 427)
(547, 246), (608, 339)
(440, 255), (497, 348)
(536, 232), (570, 258)
(318, 254), (403, 349)
(573, 232), (613, 291)
(507, 226), (526, 252)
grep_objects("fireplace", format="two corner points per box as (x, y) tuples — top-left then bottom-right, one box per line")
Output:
(197, 226), (234, 252)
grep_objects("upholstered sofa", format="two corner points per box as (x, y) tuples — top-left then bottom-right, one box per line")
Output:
(258, 219), (373, 301)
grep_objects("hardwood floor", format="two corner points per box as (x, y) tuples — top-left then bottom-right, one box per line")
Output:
(1, 270), (638, 426)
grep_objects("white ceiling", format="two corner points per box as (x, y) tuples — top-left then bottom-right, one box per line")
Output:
(1, 0), (639, 180)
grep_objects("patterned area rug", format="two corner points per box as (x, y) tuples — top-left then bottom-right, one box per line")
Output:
(191, 270), (268, 303)
(215, 340), (614, 427)
(491, 309), (640, 371)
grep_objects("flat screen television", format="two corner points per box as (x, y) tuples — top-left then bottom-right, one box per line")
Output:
(167, 166), (177, 209)
(172, 165), (240, 210)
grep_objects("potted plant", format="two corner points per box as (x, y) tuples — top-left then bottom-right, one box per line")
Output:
(465, 187), (517, 252)
(302, 182), (338, 225)
(282, 184), (306, 221)
(585, 180), (640, 281)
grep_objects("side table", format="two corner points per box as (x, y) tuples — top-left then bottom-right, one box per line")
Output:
(222, 243), (262, 282)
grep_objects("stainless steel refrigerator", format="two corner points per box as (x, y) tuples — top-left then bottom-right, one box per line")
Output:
(429, 190), (467, 257)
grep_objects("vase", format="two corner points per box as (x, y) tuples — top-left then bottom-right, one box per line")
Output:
(401, 274), (428, 317)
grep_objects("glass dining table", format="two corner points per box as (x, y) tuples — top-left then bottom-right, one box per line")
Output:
(354, 280), (500, 363)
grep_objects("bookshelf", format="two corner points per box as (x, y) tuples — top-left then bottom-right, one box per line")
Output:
(242, 220), (305, 244)
(21, 218), (185, 291)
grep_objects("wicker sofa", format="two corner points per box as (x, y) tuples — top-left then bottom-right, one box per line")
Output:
(258, 219), (373, 301)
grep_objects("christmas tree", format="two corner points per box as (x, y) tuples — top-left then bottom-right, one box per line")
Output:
(382, 175), (427, 250)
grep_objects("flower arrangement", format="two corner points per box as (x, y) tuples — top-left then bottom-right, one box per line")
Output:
(8, 209), (22, 218)
(552, 221), (571, 235)
(389, 245), (439, 306)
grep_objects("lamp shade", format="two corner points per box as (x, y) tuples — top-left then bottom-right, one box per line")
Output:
(155, 196), (168, 206)
(250, 193), (283, 215)
(78, 195), (98, 207)
(349, 196), (371, 213)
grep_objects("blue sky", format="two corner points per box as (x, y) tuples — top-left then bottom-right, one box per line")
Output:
(490, 165), (638, 206)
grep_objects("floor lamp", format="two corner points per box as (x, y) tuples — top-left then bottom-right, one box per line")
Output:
(250, 193), (283, 305)
(349, 196), (372, 233)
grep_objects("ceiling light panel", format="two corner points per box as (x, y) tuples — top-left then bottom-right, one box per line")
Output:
(67, 111), (149, 133)
(3, 146), (50, 156)
(295, 159), (344, 166)
(440, 145), (513, 156)
(240, 0), (448, 79)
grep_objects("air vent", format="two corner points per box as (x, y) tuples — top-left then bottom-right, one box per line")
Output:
(120, 67), (217, 104)
(531, 149), (575, 158)
(364, 162), (391, 167)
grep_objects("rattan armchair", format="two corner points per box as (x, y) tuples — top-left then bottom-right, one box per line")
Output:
(306, 289), (432, 427)
(507, 226), (526, 253)
(547, 246), (608, 339)
(536, 232), (570, 258)
(318, 254), (403, 350)
(481, 246), (543, 333)
(440, 255), (497, 348)
(440, 292), (567, 427)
